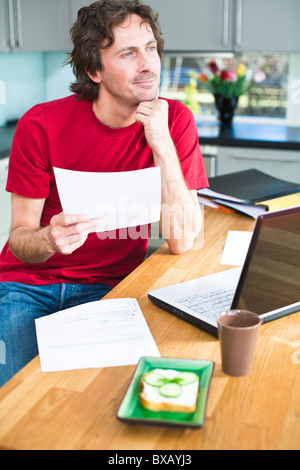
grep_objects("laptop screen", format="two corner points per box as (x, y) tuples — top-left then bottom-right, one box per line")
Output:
(232, 207), (300, 315)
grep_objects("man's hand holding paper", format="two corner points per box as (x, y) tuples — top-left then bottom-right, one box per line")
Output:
(48, 212), (100, 256)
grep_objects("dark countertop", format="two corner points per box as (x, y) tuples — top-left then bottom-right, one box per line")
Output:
(197, 121), (300, 151)
(1, 120), (300, 160)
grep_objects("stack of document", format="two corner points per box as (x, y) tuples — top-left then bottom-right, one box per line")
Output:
(198, 169), (300, 218)
(35, 298), (160, 373)
(197, 192), (268, 219)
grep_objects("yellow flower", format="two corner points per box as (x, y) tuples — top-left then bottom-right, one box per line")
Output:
(236, 63), (247, 77)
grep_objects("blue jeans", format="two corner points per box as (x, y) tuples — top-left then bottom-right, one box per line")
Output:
(0, 282), (113, 388)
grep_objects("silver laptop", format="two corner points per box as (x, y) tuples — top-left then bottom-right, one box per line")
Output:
(148, 206), (300, 337)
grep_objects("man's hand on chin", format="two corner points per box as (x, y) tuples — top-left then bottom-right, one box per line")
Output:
(135, 99), (172, 153)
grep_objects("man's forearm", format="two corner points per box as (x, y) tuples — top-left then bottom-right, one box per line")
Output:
(8, 213), (100, 264)
(153, 138), (202, 254)
(136, 99), (203, 254)
(9, 226), (55, 264)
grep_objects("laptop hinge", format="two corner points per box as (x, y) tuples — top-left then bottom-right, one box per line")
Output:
(260, 302), (300, 323)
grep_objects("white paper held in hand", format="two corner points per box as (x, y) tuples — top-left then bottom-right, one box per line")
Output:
(54, 166), (161, 233)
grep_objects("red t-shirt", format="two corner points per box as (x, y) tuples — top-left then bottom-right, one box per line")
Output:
(0, 95), (208, 286)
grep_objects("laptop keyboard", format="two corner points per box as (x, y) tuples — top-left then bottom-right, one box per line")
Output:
(176, 288), (236, 319)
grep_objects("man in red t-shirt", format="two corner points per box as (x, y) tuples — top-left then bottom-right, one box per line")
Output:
(0, 0), (208, 386)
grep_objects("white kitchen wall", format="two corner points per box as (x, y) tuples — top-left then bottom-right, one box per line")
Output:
(0, 52), (45, 126)
(0, 51), (74, 127)
(44, 52), (74, 102)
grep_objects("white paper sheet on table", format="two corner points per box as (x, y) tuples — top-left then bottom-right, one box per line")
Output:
(35, 298), (160, 373)
(53, 166), (161, 233)
(220, 231), (253, 266)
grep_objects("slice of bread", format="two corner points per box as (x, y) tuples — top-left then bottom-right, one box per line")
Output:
(139, 368), (199, 414)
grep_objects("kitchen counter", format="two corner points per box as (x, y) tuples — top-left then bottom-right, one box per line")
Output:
(197, 121), (300, 150)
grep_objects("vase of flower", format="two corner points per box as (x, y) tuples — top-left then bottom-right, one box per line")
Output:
(196, 60), (266, 130)
(214, 93), (238, 129)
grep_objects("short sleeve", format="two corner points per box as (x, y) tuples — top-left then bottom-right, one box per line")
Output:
(168, 101), (209, 191)
(6, 106), (51, 199)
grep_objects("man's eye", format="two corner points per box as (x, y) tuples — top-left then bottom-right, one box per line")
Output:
(123, 51), (132, 57)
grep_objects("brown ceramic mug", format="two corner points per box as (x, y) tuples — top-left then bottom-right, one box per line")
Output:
(217, 310), (262, 377)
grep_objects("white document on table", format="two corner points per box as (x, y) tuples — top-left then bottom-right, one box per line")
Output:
(35, 298), (160, 373)
(54, 167), (161, 233)
(220, 230), (253, 266)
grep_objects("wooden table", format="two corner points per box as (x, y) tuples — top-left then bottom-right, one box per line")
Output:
(0, 208), (299, 450)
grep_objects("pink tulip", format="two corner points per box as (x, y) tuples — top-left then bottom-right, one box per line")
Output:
(227, 70), (237, 82)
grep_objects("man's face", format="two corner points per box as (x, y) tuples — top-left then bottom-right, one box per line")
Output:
(97, 14), (161, 107)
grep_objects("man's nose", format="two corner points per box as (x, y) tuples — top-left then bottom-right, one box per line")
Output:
(137, 52), (152, 73)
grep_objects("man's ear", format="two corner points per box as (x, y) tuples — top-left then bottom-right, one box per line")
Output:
(85, 69), (102, 84)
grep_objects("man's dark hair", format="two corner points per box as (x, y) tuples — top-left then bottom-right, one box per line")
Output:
(67, 0), (164, 101)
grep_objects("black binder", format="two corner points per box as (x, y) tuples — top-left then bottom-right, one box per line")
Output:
(199, 169), (300, 204)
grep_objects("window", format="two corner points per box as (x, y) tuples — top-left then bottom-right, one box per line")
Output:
(160, 54), (289, 120)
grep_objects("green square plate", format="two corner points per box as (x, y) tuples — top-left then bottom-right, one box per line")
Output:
(117, 357), (214, 428)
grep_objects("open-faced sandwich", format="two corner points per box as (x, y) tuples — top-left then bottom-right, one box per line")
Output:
(139, 368), (199, 414)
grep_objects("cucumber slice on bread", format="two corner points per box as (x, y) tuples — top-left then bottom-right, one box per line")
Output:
(144, 372), (166, 387)
(176, 372), (198, 385)
(139, 368), (200, 413)
(159, 383), (182, 398)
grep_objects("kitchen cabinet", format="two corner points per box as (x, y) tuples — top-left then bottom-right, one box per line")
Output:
(147, 0), (300, 53)
(0, 0), (69, 52)
(68, 0), (90, 49)
(1, 0), (300, 54)
(216, 146), (300, 184)
(0, 0), (10, 51)
(147, 0), (234, 52)
(0, 158), (10, 251)
(69, 0), (229, 51)
(235, 0), (300, 53)
(69, 0), (87, 23)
